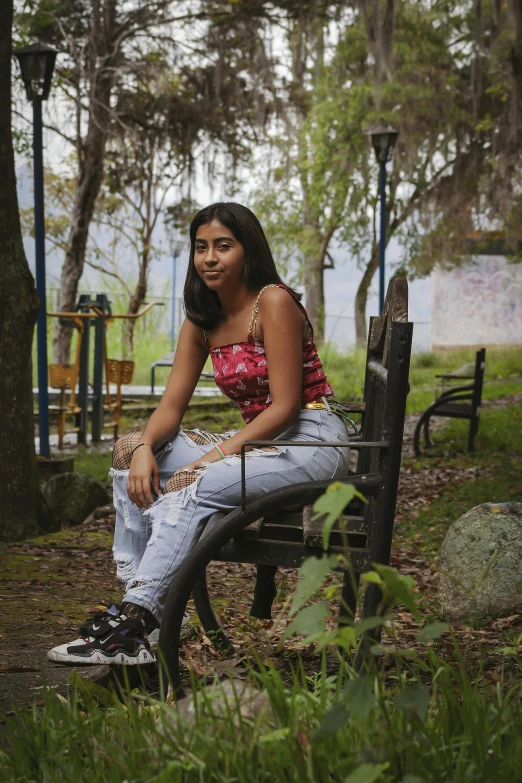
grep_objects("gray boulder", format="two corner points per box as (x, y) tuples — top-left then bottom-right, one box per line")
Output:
(37, 491), (61, 533)
(439, 502), (522, 620)
(43, 472), (110, 526)
(161, 679), (272, 735)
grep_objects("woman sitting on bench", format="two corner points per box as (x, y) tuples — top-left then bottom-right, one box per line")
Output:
(48, 202), (350, 666)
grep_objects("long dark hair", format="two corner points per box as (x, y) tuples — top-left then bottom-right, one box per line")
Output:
(184, 202), (300, 330)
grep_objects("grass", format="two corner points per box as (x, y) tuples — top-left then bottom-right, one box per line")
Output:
(399, 402), (522, 557)
(132, 343), (521, 417)
(2, 589), (522, 781)
(12, 344), (522, 780)
(406, 347), (521, 414)
(73, 447), (113, 483)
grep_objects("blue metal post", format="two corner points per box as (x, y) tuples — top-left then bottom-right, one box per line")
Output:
(170, 252), (177, 351)
(33, 98), (50, 457)
(378, 160), (386, 313)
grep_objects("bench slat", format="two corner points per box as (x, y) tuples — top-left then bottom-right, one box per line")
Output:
(237, 517), (263, 541)
(215, 539), (371, 571)
(302, 505), (367, 548)
(432, 403), (473, 418)
(340, 402), (366, 412)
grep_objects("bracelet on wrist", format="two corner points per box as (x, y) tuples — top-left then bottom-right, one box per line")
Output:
(214, 443), (227, 460)
(131, 443), (154, 457)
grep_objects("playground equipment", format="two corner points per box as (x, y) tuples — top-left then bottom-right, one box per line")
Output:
(46, 312), (97, 448)
(47, 295), (160, 445)
(101, 302), (159, 439)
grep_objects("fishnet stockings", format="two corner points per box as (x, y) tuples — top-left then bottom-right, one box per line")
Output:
(112, 429), (278, 492)
(112, 430), (144, 470)
(163, 470), (199, 494)
(112, 430), (211, 496)
(183, 430), (214, 445)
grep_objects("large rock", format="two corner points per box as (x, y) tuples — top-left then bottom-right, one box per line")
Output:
(43, 472), (110, 525)
(162, 679), (272, 734)
(439, 502), (522, 620)
(37, 491), (61, 533)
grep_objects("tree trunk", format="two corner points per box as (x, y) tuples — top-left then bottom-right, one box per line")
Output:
(0, 0), (40, 540)
(53, 132), (109, 363)
(52, 0), (118, 364)
(355, 247), (379, 347)
(508, 0), (522, 121)
(122, 277), (147, 360)
(304, 254), (325, 343)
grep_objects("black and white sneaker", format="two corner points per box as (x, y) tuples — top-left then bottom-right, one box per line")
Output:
(47, 613), (156, 665)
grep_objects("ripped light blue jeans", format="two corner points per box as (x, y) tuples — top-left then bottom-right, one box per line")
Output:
(110, 409), (350, 623)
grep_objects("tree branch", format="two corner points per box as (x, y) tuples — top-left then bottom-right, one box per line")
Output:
(85, 259), (132, 296)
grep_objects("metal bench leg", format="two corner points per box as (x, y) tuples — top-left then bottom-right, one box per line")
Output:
(189, 511), (235, 653)
(413, 413), (425, 456)
(423, 415), (433, 448)
(338, 569), (360, 625)
(192, 571), (235, 652)
(250, 565), (277, 619)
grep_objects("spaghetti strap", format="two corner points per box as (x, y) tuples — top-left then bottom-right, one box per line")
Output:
(247, 284), (281, 340)
(247, 284), (314, 341)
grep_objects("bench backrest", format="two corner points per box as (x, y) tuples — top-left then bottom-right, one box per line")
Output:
(354, 277), (413, 567)
(357, 276), (410, 474)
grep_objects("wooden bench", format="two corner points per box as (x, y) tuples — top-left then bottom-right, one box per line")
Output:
(158, 276), (413, 695)
(413, 348), (485, 456)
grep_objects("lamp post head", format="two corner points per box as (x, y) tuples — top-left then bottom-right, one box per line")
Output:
(367, 125), (399, 164)
(14, 42), (58, 102)
(170, 237), (185, 258)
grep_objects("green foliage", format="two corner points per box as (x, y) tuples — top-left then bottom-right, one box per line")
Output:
(3, 474), (522, 780)
(5, 564), (522, 780)
(290, 554), (339, 616)
(312, 481), (366, 550)
(417, 622), (448, 643)
(411, 352), (438, 369)
(7, 381), (522, 781)
(344, 764), (389, 783)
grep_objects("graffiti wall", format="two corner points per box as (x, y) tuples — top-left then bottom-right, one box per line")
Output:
(431, 256), (522, 347)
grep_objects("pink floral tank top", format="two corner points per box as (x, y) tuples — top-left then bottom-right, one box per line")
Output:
(204, 284), (334, 423)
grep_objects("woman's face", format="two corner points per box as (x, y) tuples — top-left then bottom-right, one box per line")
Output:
(194, 219), (246, 292)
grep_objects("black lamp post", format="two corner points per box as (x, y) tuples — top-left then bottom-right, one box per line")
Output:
(15, 42), (58, 458)
(367, 125), (399, 312)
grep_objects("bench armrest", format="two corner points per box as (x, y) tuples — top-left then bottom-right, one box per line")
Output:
(437, 384), (475, 401)
(239, 439), (388, 512)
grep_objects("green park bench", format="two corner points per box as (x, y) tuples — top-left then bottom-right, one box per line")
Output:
(413, 348), (486, 456)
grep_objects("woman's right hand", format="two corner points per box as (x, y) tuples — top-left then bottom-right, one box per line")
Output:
(127, 445), (160, 509)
